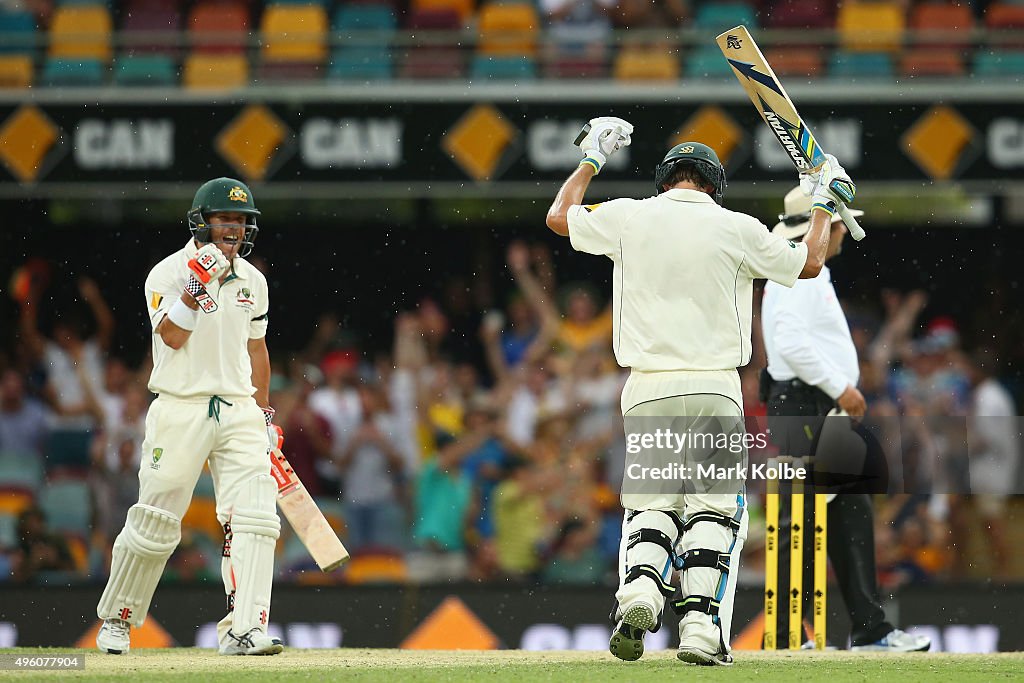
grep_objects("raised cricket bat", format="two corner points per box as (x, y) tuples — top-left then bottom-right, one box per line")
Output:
(270, 447), (349, 571)
(716, 25), (866, 240)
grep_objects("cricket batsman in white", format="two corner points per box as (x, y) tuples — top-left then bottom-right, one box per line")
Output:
(96, 177), (284, 656)
(546, 117), (856, 665)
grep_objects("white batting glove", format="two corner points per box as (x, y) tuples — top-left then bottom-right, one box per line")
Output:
(188, 243), (231, 286)
(799, 153), (856, 216)
(263, 406), (284, 450)
(575, 116), (634, 175)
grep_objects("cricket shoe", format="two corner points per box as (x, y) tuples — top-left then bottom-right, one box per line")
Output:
(609, 603), (656, 661)
(851, 629), (931, 653)
(801, 639), (838, 651)
(96, 618), (131, 655)
(677, 644), (734, 666)
(219, 627), (284, 656)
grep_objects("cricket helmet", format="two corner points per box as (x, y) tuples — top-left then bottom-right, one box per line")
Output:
(654, 142), (727, 204)
(187, 177), (261, 257)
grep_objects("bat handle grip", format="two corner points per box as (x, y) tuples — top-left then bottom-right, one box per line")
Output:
(838, 203), (865, 241)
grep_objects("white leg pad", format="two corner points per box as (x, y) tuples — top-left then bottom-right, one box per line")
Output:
(97, 504), (181, 628)
(677, 507), (740, 654)
(614, 509), (681, 620)
(227, 474), (280, 634)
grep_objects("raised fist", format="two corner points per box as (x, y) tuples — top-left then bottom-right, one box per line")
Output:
(188, 243), (231, 285)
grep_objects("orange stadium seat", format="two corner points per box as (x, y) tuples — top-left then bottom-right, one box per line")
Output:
(181, 495), (225, 542)
(411, 0), (475, 26)
(986, 2), (1024, 48)
(188, 1), (250, 54)
(477, 2), (538, 57)
(343, 552), (408, 584)
(910, 2), (974, 49)
(48, 5), (113, 62)
(183, 52), (249, 88)
(0, 55), (32, 87)
(900, 48), (965, 77)
(260, 4), (328, 64)
(837, 1), (905, 53)
(613, 46), (679, 81)
(763, 47), (824, 78)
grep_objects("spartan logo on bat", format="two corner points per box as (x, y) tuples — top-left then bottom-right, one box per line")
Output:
(726, 34), (742, 50)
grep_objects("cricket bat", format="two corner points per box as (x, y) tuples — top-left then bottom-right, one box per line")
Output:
(270, 447), (350, 571)
(716, 25), (866, 241)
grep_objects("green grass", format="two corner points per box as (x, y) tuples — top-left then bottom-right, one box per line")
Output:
(1, 648), (1022, 682)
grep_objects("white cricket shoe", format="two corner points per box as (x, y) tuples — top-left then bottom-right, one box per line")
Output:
(96, 618), (131, 655)
(219, 627), (284, 656)
(677, 644), (734, 666)
(609, 603), (656, 661)
(851, 629), (931, 653)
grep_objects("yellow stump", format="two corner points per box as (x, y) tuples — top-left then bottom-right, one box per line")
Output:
(763, 485), (779, 650)
(813, 493), (828, 650)
(788, 483), (804, 650)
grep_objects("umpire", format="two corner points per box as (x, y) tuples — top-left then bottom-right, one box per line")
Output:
(761, 187), (929, 652)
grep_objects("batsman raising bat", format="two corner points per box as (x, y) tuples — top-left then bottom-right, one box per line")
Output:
(96, 177), (285, 656)
(546, 117), (858, 665)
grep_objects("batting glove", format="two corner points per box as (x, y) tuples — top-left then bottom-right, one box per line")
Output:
(575, 116), (634, 175)
(263, 406), (284, 450)
(188, 243), (231, 286)
(800, 153), (856, 217)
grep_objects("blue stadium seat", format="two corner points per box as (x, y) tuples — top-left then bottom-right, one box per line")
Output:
(43, 428), (94, 468)
(829, 51), (894, 79)
(114, 54), (177, 85)
(0, 10), (36, 55)
(973, 50), (1024, 78)
(470, 55), (536, 80)
(38, 478), (92, 535)
(0, 451), (45, 493)
(694, 2), (757, 32)
(333, 4), (397, 32)
(0, 512), (17, 550)
(42, 57), (105, 86)
(329, 47), (393, 80)
(685, 45), (734, 79)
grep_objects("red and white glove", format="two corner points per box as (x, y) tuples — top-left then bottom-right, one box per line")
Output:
(188, 243), (231, 286)
(263, 407), (284, 450)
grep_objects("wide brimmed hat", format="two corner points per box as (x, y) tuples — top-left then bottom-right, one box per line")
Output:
(772, 186), (864, 239)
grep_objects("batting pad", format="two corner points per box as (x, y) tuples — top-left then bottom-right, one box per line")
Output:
(228, 474), (280, 634)
(615, 510), (681, 619)
(677, 507), (742, 653)
(97, 504), (181, 627)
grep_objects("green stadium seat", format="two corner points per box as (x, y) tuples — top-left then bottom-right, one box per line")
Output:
(38, 478), (92, 536)
(470, 55), (536, 80)
(828, 51), (894, 79)
(43, 427), (94, 466)
(329, 47), (393, 80)
(0, 10), (36, 55)
(0, 452), (44, 493)
(694, 2), (757, 32)
(0, 512), (17, 549)
(114, 54), (177, 85)
(973, 50), (1024, 77)
(685, 45), (734, 79)
(333, 4), (397, 32)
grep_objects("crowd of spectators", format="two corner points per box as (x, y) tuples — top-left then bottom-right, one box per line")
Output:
(0, 239), (1020, 588)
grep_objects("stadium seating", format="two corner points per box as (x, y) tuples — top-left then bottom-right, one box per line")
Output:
(412, 0), (475, 26)
(0, 452), (44, 493)
(0, 512), (17, 549)
(114, 54), (178, 84)
(693, 2), (758, 33)
(44, 429), (92, 470)
(837, 1), (905, 53)
(188, 1), (250, 54)
(613, 46), (679, 81)
(121, 0), (181, 55)
(38, 478), (92, 536)
(183, 52), (248, 88)
(542, 55), (606, 79)
(0, 10), (36, 55)
(910, 2), (974, 49)
(470, 54), (535, 80)
(686, 44), (734, 79)
(259, 3), (328, 80)
(764, 0), (833, 29)
(829, 50), (894, 79)
(477, 2), (538, 57)
(330, 4), (396, 80)
(900, 48), (965, 78)
(398, 9), (465, 79)
(974, 50), (1024, 77)
(0, 55), (33, 87)
(763, 48), (824, 78)
(48, 5), (113, 62)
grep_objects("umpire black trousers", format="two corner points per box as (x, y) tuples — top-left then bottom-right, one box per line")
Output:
(766, 379), (893, 647)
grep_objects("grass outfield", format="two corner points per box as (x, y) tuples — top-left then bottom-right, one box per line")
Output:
(1, 649), (1022, 682)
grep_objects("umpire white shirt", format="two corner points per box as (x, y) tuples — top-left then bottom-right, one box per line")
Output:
(145, 239), (270, 399)
(762, 265), (858, 399)
(567, 188), (807, 413)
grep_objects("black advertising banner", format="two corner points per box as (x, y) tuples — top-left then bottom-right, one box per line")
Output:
(0, 584), (1019, 652)
(0, 99), (1022, 193)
